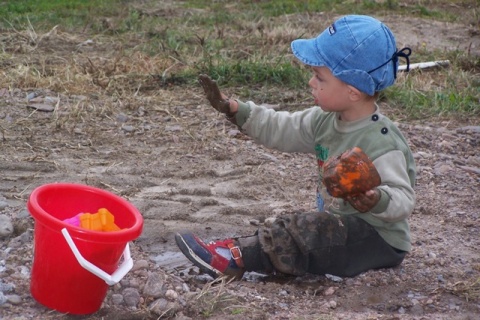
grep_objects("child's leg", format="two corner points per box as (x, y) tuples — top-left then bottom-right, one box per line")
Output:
(176, 212), (405, 279)
(251, 212), (405, 277)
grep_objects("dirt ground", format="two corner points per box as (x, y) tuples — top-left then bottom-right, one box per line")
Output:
(0, 4), (479, 320)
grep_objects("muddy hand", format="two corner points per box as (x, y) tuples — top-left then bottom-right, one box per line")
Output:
(346, 189), (380, 213)
(198, 74), (231, 115)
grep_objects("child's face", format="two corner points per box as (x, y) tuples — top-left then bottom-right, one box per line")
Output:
(308, 66), (352, 112)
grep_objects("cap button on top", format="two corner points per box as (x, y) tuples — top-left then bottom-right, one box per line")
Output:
(372, 114), (379, 121)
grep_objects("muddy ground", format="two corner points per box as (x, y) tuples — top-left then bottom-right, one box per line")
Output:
(0, 4), (479, 320)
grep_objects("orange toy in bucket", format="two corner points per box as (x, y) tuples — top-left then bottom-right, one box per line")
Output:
(63, 208), (121, 232)
(28, 183), (143, 315)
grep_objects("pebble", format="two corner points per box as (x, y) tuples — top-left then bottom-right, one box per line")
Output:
(324, 287), (336, 296)
(116, 113), (129, 123)
(0, 292), (6, 305)
(143, 272), (165, 298)
(111, 293), (124, 305)
(328, 300), (337, 309)
(0, 282), (15, 293)
(165, 289), (178, 300)
(0, 199), (8, 210)
(325, 274), (343, 282)
(8, 230), (32, 249)
(0, 215), (14, 238)
(128, 278), (141, 288)
(6, 294), (22, 305)
(149, 298), (180, 317)
(411, 304), (424, 315)
(165, 125), (182, 132)
(132, 259), (149, 271)
(121, 125), (135, 132)
(26, 92), (37, 101)
(149, 298), (168, 313)
(122, 288), (141, 307)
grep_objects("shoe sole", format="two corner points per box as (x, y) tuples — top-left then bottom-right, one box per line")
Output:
(175, 233), (221, 278)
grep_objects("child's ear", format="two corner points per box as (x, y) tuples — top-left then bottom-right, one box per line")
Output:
(346, 85), (365, 102)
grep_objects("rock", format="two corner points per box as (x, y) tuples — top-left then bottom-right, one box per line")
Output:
(121, 125), (135, 132)
(411, 304), (424, 315)
(0, 199), (8, 210)
(111, 293), (124, 305)
(0, 292), (7, 305)
(149, 298), (181, 317)
(325, 274), (343, 282)
(228, 129), (241, 136)
(150, 298), (167, 312)
(324, 287), (336, 296)
(433, 163), (451, 175)
(165, 125), (182, 132)
(0, 282), (14, 293)
(27, 103), (55, 112)
(0, 215), (14, 238)
(165, 289), (178, 300)
(457, 126), (480, 133)
(6, 294), (22, 305)
(458, 166), (480, 175)
(116, 113), (129, 123)
(44, 96), (59, 104)
(132, 259), (149, 271)
(122, 288), (141, 307)
(128, 278), (141, 288)
(143, 272), (165, 298)
(26, 92), (37, 101)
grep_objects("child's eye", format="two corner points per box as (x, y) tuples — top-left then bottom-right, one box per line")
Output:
(316, 75), (323, 82)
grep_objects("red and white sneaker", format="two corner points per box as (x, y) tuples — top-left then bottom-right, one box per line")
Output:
(175, 232), (245, 279)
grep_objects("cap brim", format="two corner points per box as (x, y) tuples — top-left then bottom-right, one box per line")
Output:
(291, 38), (326, 67)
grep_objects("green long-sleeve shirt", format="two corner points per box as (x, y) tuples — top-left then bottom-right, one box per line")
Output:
(234, 100), (416, 252)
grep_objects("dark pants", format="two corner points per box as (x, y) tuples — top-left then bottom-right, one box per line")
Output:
(238, 212), (406, 277)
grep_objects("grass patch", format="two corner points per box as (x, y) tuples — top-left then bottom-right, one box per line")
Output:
(0, 0), (128, 31)
(382, 48), (480, 119)
(0, 0), (478, 120)
(190, 277), (262, 318)
(185, 0), (459, 21)
(193, 56), (308, 88)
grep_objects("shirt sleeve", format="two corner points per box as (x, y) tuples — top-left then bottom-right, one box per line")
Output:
(370, 150), (416, 222)
(239, 101), (319, 153)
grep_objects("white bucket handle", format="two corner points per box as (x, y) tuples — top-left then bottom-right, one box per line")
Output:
(61, 228), (133, 286)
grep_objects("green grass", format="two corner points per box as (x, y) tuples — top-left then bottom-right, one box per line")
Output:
(0, 0), (460, 31)
(385, 83), (480, 118)
(0, 0), (127, 30)
(381, 49), (480, 118)
(185, 0), (457, 21)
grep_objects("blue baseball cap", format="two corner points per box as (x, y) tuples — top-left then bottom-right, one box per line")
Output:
(291, 15), (410, 95)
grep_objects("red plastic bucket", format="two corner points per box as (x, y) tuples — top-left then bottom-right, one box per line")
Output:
(28, 183), (144, 315)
